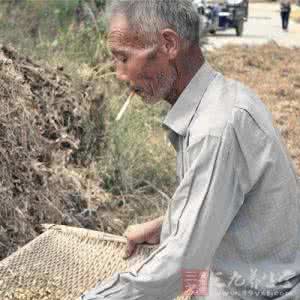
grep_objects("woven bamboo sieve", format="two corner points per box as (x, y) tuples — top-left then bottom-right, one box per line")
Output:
(0, 225), (193, 300)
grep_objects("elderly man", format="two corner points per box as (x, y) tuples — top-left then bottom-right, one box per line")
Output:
(81, 0), (300, 299)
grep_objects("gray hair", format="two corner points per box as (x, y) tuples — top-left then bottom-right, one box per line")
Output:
(107, 0), (200, 47)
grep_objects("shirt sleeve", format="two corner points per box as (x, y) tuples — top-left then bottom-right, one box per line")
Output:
(81, 133), (245, 300)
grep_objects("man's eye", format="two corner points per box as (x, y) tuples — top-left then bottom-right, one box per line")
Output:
(120, 56), (128, 63)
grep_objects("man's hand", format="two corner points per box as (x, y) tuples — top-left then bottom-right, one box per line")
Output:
(122, 216), (164, 259)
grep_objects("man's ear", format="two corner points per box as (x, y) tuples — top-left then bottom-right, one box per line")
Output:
(159, 29), (180, 60)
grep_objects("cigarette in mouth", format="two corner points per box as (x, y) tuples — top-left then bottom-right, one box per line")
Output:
(115, 91), (134, 122)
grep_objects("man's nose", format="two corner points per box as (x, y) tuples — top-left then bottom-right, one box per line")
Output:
(116, 67), (129, 82)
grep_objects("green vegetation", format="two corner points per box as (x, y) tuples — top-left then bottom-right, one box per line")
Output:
(0, 0), (176, 206)
(101, 95), (175, 195)
(0, 0), (108, 66)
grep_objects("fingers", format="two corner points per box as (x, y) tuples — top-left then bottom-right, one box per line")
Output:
(122, 239), (137, 259)
(122, 221), (160, 259)
(123, 225), (145, 244)
(122, 226), (137, 259)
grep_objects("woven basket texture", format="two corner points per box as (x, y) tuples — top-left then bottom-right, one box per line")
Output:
(0, 225), (192, 300)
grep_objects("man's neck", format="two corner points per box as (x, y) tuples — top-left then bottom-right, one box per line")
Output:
(167, 46), (205, 106)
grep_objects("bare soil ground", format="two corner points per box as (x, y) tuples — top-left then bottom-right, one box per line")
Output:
(207, 43), (300, 174)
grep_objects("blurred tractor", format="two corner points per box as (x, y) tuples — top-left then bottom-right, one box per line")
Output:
(193, 0), (248, 36)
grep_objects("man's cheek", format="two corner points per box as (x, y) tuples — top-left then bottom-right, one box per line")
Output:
(127, 61), (144, 78)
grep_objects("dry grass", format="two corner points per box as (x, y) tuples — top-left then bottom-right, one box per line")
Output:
(0, 44), (108, 260)
(207, 43), (300, 175)
(291, 7), (300, 23)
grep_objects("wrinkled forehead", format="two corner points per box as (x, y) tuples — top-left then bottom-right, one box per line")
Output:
(108, 14), (152, 50)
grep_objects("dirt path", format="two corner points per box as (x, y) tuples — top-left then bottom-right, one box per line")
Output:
(206, 3), (300, 49)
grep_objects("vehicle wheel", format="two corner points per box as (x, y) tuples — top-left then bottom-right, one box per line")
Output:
(236, 20), (244, 36)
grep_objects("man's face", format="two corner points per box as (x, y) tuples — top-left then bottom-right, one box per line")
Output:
(108, 15), (177, 104)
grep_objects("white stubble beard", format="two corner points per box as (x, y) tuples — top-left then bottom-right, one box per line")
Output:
(142, 68), (177, 105)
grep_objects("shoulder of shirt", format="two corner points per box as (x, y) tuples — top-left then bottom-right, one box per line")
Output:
(187, 72), (277, 146)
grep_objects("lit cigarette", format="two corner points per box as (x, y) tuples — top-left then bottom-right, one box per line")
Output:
(115, 92), (134, 121)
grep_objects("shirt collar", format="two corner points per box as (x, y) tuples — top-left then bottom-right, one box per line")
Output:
(163, 62), (217, 136)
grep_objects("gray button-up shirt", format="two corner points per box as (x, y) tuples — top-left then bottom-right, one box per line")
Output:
(81, 62), (300, 300)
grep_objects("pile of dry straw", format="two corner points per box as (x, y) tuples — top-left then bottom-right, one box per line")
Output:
(0, 45), (106, 260)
